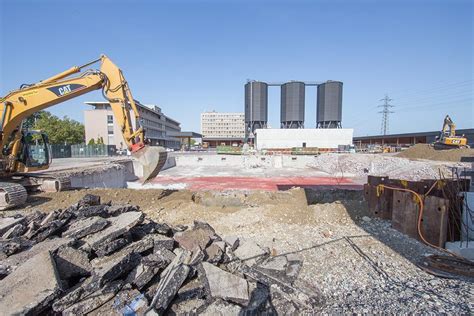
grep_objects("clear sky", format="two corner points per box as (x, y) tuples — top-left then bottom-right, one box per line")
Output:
(1, 0), (472, 136)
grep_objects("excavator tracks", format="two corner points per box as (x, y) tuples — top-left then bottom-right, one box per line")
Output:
(0, 182), (28, 210)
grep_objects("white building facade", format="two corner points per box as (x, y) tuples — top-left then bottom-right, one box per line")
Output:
(201, 111), (245, 139)
(84, 101), (181, 149)
(255, 128), (354, 150)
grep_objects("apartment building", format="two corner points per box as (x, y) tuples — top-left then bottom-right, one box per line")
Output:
(84, 101), (181, 150)
(200, 111), (245, 147)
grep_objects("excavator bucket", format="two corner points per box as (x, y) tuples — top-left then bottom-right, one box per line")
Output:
(131, 146), (168, 182)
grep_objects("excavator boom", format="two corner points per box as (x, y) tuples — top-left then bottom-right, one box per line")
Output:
(0, 55), (166, 181)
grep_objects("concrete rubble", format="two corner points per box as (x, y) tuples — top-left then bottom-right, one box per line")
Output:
(0, 194), (318, 314)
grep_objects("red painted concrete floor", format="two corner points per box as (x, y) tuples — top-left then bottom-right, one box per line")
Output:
(151, 176), (363, 191)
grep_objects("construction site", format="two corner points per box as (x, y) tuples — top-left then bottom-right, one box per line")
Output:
(1, 1), (473, 315)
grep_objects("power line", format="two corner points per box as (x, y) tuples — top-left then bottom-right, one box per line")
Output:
(378, 94), (394, 135)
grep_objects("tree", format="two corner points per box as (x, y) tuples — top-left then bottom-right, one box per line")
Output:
(88, 138), (96, 145)
(33, 111), (85, 144)
(97, 137), (104, 144)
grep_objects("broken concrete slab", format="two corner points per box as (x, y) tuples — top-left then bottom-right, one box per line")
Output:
(3, 237), (73, 269)
(152, 234), (175, 251)
(64, 216), (109, 240)
(77, 194), (101, 207)
(126, 263), (161, 290)
(204, 243), (224, 264)
(259, 256), (288, 273)
(0, 238), (26, 256)
(81, 211), (143, 251)
(233, 239), (269, 266)
(148, 249), (191, 314)
(54, 246), (92, 280)
(201, 299), (242, 315)
(91, 234), (155, 268)
(224, 235), (240, 251)
(241, 265), (324, 308)
(0, 251), (61, 315)
(62, 280), (123, 316)
(52, 277), (102, 312)
(193, 220), (216, 235)
(33, 218), (69, 242)
(76, 205), (108, 218)
(40, 211), (58, 226)
(91, 286), (148, 315)
(106, 204), (139, 217)
(200, 262), (249, 304)
(2, 223), (25, 239)
(95, 236), (131, 257)
(174, 228), (212, 251)
(93, 252), (142, 284)
(0, 216), (25, 235)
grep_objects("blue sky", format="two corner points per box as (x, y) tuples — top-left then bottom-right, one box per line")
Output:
(1, 0), (472, 136)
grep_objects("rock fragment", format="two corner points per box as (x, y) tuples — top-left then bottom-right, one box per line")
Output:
(0, 216), (25, 235)
(2, 223), (25, 239)
(62, 280), (123, 316)
(95, 236), (131, 257)
(0, 251), (61, 315)
(77, 194), (101, 207)
(148, 249), (191, 314)
(234, 239), (269, 266)
(54, 246), (92, 280)
(63, 216), (109, 239)
(200, 262), (249, 304)
(81, 211), (143, 251)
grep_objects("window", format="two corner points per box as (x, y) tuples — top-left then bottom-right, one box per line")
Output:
(107, 125), (114, 135)
(107, 115), (113, 124)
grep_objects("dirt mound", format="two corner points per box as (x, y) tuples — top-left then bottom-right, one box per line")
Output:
(396, 144), (474, 162)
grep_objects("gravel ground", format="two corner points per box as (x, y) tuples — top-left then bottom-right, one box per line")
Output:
(308, 153), (469, 180)
(3, 187), (473, 313)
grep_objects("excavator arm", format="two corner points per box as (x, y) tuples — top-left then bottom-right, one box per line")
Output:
(0, 55), (166, 181)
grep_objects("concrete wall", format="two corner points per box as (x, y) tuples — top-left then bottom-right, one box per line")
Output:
(255, 128), (353, 150)
(174, 154), (320, 169)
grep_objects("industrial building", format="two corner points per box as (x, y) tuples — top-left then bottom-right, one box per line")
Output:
(84, 101), (181, 150)
(200, 111), (245, 147)
(244, 80), (344, 138)
(353, 129), (474, 147)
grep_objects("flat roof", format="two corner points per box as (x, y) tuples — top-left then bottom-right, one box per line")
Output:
(167, 131), (202, 138)
(353, 128), (474, 140)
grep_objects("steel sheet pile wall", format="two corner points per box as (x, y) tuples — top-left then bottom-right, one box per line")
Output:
(281, 82), (305, 129)
(245, 81), (268, 137)
(317, 81), (343, 128)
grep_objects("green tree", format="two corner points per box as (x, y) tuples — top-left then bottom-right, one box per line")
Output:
(97, 137), (104, 144)
(88, 138), (96, 145)
(33, 111), (85, 144)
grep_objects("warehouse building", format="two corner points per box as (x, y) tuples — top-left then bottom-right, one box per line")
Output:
(353, 129), (474, 148)
(84, 101), (181, 150)
(201, 111), (245, 147)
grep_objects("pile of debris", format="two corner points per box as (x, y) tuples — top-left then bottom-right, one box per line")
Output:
(0, 194), (321, 315)
(309, 153), (464, 180)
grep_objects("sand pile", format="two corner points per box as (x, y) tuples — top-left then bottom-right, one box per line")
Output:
(396, 144), (474, 162)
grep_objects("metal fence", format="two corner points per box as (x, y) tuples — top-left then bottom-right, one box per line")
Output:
(50, 144), (72, 158)
(48, 144), (117, 158)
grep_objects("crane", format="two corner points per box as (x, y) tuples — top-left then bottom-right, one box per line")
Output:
(0, 55), (167, 209)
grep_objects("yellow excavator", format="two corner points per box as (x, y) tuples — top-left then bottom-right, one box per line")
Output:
(433, 115), (469, 149)
(0, 55), (167, 209)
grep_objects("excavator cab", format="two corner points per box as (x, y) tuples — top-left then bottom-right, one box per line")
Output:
(19, 130), (51, 170)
